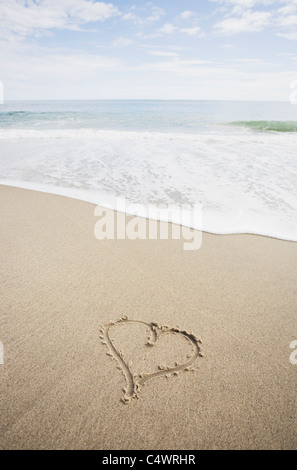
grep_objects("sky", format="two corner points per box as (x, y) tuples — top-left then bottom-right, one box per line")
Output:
(0, 0), (296, 101)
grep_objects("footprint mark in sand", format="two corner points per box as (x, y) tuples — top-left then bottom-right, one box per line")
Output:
(99, 316), (204, 404)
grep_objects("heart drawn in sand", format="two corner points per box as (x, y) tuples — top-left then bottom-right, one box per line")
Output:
(99, 316), (204, 404)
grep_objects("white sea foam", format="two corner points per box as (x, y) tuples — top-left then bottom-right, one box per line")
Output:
(0, 128), (296, 241)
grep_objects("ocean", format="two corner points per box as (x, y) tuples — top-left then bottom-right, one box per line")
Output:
(0, 99), (296, 241)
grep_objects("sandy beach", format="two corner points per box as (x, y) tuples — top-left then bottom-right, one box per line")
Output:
(0, 184), (296, 450)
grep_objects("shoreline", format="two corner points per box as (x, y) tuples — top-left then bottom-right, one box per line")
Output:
(1, 185), (297, 449)
(0, 182), (296, 243)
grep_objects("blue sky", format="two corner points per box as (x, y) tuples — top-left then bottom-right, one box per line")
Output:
(0, 0), (296, 100)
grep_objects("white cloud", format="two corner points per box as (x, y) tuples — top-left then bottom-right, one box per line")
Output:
(158, 23), (176, 34)
(148, 51), (179, 57)
(135, 55), (297, 100)
(210, 0), (275, 11)
(122, 12), (139, 22)
(220, 43), (235, 47)
(0, 43), (120, 96)
(274, 1), (297, 39)
(0, 0), (119, 38)
(278, 14), (297, 27)
(212, 0), (297, 38)
(180, 10), (196, 20)
(180, 27), (202, 36)
(1, 0), (296, 100)
(4, 47), (295, 100)
(278, 31), (297, 39)
(122, 6), (165, 26)
(113, 37), (134, 47)
(158, 23), (203, 37)
(214, 10), (271, 34)
(146, 6), (165, 23)
(140, 58), (213, 73)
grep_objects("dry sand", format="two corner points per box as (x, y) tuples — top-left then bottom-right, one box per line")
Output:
(0, 184), (296, 450)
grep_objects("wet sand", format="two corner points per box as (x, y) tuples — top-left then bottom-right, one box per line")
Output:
(0, 185), (296, 449)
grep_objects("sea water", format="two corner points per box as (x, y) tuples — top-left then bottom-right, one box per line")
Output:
(0, 100), (296, 241)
